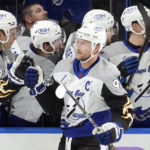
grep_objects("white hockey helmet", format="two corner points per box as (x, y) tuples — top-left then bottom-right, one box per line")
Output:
(82, 9), (115, 34)
(121, 5), (150, 34)
(30, 20), (62, 54)
(0, 10), (17, 43)
(76, 22), (106, 63)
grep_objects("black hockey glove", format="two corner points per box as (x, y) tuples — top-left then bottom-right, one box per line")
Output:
(117, 56), (139, 77)
(8, 55), (34, 85)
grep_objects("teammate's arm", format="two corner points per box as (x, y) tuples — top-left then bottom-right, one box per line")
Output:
(0, 76), (21, 102)
(102, 83), (133, 130)
(35, 79), (64, 114)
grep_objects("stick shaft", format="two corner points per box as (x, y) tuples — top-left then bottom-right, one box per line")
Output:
(63, 85), (103, 133)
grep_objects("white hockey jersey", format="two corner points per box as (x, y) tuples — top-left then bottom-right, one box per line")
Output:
(50, 56), (132, 137)
(0, 52), (8, 79)
(10, 47), (55, 122)
(102, 40), (150, 127)
(63, 32), (76, 59)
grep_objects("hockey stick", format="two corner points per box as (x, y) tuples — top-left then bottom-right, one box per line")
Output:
(56, 84), (118, 149)
(55, 84), (104, 134)
(134, 79), (150, 102)
(126, 3), (150, 86)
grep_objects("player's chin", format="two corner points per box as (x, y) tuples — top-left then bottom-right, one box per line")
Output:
(76, 54), (82, 60)
(43, 16), (48, 20)
(55, 48), (61, 54)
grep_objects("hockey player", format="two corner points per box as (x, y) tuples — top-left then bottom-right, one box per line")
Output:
(102, 5), (150, 128)
(63, 9), (115, 59)
(19, 2), (64, 65)
(0, 20), (63, 126)
(0, 10), (18, 79)
(10, 2), (48, 59)
(0, 10), (22, 125)
(23, 23), (133, 149)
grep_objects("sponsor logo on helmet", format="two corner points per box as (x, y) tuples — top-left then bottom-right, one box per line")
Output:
(38, 28), (50, 34)
(94, 14), (105, 20)
(94, 26), (103, 32)
(0, 14), (6, 19)
(126, 7), (137, 14)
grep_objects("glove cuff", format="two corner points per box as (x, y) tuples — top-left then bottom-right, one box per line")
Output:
(113, 122), (124, 142)
(29, 83), (46, 96)
(8, 70), (24, 85)
(36, 83), (46, 94)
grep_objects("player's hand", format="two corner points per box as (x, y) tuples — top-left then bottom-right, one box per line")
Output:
(92, 122), (123, 145)
(8, 55), (34, 85)
(117, 56), (139, 77)
(25, 66), (46, 96)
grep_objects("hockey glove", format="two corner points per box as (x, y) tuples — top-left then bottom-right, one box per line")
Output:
(8, 55), (34, 85)
(117, 56), (139, 77)
(92, 122), (123, 145)
(25, 66), (46, 96)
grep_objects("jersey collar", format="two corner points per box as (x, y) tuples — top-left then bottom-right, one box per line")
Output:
(123, 40), (150, 53)
(73, 56), (100, 79)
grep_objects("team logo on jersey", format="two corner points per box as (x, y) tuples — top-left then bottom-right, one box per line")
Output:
(64, 47), (73, 59)
(113, 79), (120, 90)
(85, 81), (92, 91)
(134, 107), (150, 121)
(74, 90), (85, 97)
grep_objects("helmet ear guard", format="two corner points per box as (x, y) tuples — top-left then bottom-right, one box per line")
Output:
(76, 22), (106, 63)
(0, 10), (17, 43)
(30, 20), (62, 54)
(121, 5), (150, 34)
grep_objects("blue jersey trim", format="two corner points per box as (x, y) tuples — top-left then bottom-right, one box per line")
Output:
(29, 44), (40, 56)
(62, 110), (112, 137)
(73, 57), (100, 79)
(123, 41), (150, 53)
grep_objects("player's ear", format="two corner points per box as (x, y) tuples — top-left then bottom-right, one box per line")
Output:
(24, 15), (33, 24)
(132, 22), (142, 33)
(93, 43), (100, 55)
(0, 30), (6, 41)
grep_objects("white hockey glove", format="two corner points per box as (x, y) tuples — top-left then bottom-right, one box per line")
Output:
(25, 66), (46, 96)
(92, 122), (123, 145)
(8, 55), (34, 85)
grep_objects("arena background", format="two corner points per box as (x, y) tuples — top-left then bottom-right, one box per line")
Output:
(0, 0), (150, 41)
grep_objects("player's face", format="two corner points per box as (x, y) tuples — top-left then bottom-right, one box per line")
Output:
(0, 28), (17, 49)
(54, 38), (64, 54)
(75, 38), (92, 61)
(42, 38), (63, 56)
(31, 4), (48, 23)
(106, 27), (114, 45)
